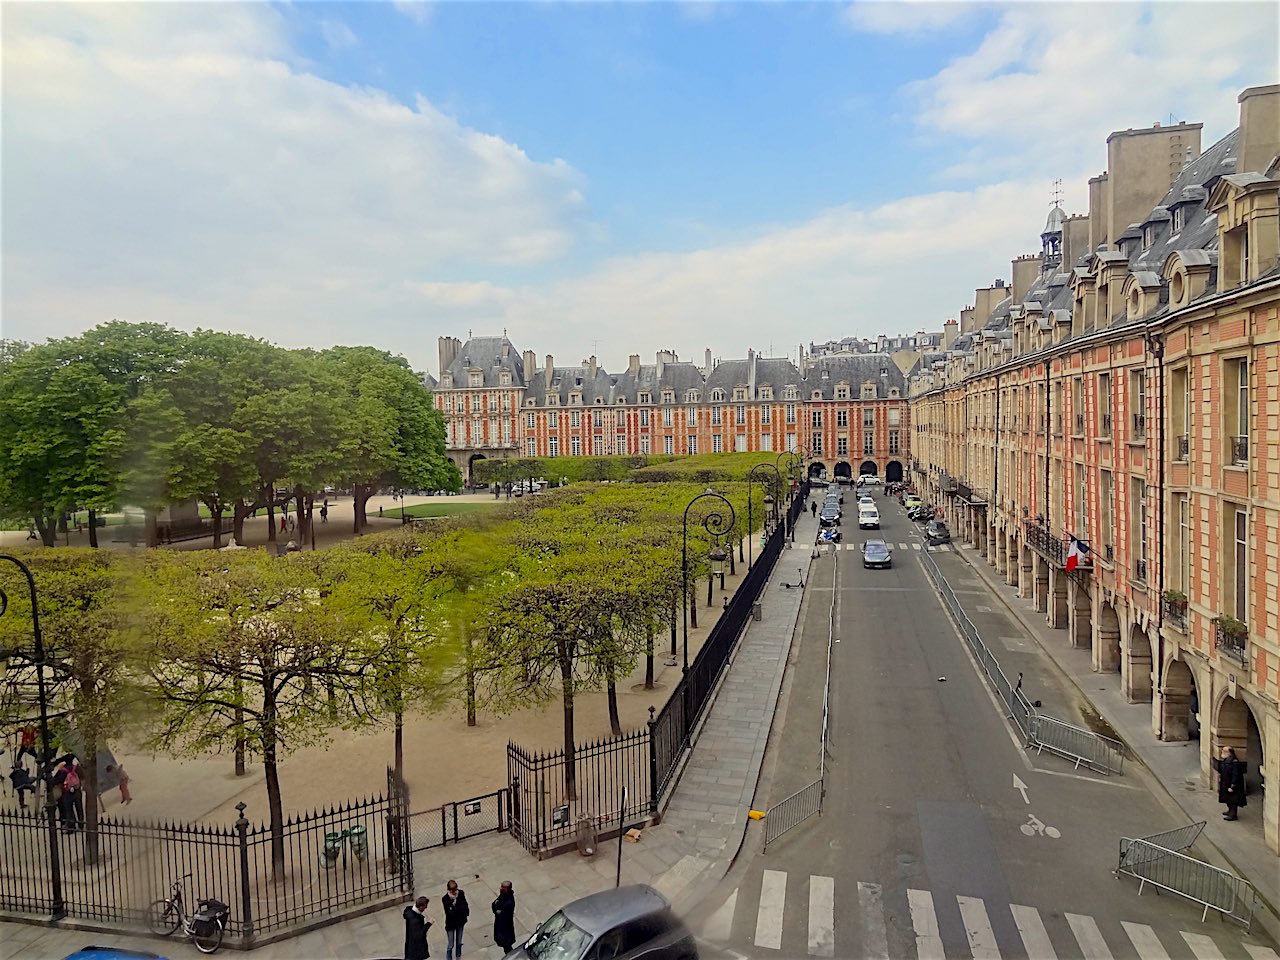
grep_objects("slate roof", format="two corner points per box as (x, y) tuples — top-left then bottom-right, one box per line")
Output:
(445, 336), (526, 388)
(704, 356), (804, 400)
(802, 354), (907, 399)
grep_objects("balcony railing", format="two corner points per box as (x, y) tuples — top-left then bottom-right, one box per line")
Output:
(1103, 544), (1114, 562)
(1132, 558), (1148, 583)
(1162, 595), (1188, 631)
(1132, 413), (1147, 440)
(1176, 434), (1189, 461)
(1214, 619), (1248, 665)
(1053, 414), (1064, 436)
(939, 473), (959, 493)
(1023, 520), (1065, 567)
(1230, 435), (1249, 466)
(1074, 413), (1085, 436)
(1100, 413), (1112, 437)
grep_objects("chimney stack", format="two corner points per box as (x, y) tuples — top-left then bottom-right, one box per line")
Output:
(586, 355), (598, 381)
(437, 336), (461, 379)
(1237, 84), (1280, 175)
(747, 348), (757, 397)
(522, 349), (537, 382)
(545, 355), (554, 387)
(943, 319), (959, 350)
(628, 354), (640, 376)
(705, 347), (713, 374)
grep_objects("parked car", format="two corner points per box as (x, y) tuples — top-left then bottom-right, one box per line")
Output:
(926, 519), (951, 544)
(862, 539), (893, 569)
(858, 506), (880, 529)
(857, 475), (882, 485)
(508, 884), (697, 960)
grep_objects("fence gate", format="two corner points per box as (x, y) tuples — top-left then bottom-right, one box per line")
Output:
(403, 790), (508, 855)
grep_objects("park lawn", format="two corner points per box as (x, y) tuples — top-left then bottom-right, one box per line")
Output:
(389, 502), (496, 519)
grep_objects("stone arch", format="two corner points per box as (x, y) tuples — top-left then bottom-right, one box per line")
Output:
(1005, 530), (1020, 587)
(808, 461), (828, 480)
(467, 453), (488, 487)
(833, 461), (853, 481)
(858, 460), (878, 477)
(885, 460), (904, 483)
(1017, 540), (1034, 598)
(1159, 657), (1198, 742)
(1096, 602), (1121, 672)
(1215, 693), (1266, 800)
(1069, 580), (1092, 650)
(1033, 554), (1050, 613)
(1125, 623), (1153, 703)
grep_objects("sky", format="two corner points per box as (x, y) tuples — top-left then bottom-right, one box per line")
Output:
(2, 1), (1277, 378)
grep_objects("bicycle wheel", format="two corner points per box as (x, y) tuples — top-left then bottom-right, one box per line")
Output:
(145, 899), (180, 936)
(193, 917), (225, 954)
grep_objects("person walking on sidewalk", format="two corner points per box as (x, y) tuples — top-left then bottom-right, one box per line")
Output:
(810, 500), (817, 518)
(403, 896), (433, 960)
(442, 879), (469, 959)
(105, 763), (132, 805)
(1214, 746), (1247, 820)
(491, 881), (515, 954)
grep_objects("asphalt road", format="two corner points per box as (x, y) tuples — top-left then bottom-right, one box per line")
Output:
(690, 492), (1278, 960)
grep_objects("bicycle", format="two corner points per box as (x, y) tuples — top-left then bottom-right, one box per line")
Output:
(145, 873), (229, 953)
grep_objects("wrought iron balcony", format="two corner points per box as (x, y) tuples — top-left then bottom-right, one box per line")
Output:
(1074, 413), (1085, 436)
(939, 473), (959, 493)
(1023, 520), (1065, 567)
(1132, 413), (1147, 440)
(1162, 594), (1188, 631)
(1230, 435), (1248, 466)
(1132, 559), (1148, 583)
(1214, 619), (1248, 665)
(1100, 413), (1112, 437)
(1176, 434), (1189, 461)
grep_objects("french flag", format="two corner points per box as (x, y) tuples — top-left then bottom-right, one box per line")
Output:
(1065, 538), (1090, 571)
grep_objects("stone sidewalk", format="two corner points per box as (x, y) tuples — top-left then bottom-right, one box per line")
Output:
(1, 512), (822, 960)
(954, 543), (1280, 944)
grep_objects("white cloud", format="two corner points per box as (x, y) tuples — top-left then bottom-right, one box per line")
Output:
(902, 2), (1278, 181)
(2, 3), (587, 362)
(392, 1), (433, 26)
(844, 1), (981, 36)
(320, 19), (359, 51)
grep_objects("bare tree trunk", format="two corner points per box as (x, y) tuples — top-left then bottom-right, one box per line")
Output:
(607, 680), (622, 736)
(264, 747), (285, 879)
(233, 665), (246, 777)
(211, 506), (224, 549)
(144, 510), (159, 548)
(557, 638), (577, 802)
(294, 485), (308, 547)
(394, 708), (404, 787)
(466, 630), (477, 727)
(87, 509), (99, 548)
(35, 513), (57, 546)
(233, 500), (248, 544)
(644, 638), (655, 691)
(266, 502), (277, 543)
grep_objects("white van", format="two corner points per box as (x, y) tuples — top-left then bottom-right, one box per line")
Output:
(858, 505), (880, 529)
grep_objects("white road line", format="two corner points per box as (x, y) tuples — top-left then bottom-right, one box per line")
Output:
(1122, 922), (1170, 959)
(898, 542), (910, 549)
(912, 543), (922, 550)
(808, 875), (835, 957)
(702, 888), (736, 942)
(907, 889), (945, 960)
(1182, 932), (1227, 960)
(1066, 913), (1113, 959)
(857, 882), (890, 960)
(956, 895), (1000, 960)
(1243, 945), (1280, 960)
(754, 870), (786, 950)
(1010, 904), (1056, 959)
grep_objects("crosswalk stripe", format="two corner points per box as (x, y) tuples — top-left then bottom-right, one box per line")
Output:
(754, 869), (785, 950)
(703, 888), (736, 942)
(912, 543), (922, 550)
(808, 874), (835, 957)
(857, 882), (889, 960)
(1182, 932), (1226, 959)
(907, 889), (945, 960)
(898, 541), (909, 549)
(1010, 903), (1056, 960)
(1243, 945), (1280, 960)
(956, 895), (1000, 960)
(1066, 913), (1113, 959)
(1123, 922), (1170, 959)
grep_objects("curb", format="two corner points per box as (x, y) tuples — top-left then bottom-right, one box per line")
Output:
(953, 546), (1280, 945)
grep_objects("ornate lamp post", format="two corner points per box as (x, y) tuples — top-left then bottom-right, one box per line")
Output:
(747, 462), (783, 569)
(776, 451), (804, 541)
(681, 490), (736, 671)
(0, 554), (66, 920)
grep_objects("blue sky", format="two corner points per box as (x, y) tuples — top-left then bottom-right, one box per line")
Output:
(3, 2), (1276, 374)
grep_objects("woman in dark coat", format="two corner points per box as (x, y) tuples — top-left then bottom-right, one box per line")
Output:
(1214, 746), (1247, 820)
(492, 881), (516, 954)
(404, 896), (432, 960)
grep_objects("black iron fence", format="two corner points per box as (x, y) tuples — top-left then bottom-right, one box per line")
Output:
(404, 789), (508, 853)
(0, 791), (412, 946)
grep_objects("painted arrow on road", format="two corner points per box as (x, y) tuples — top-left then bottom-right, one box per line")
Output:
(1014, 774), (1029, 804)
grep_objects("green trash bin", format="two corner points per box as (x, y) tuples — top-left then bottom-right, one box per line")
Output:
(348, 824), (368, 861)
(321, 831), (343, 868)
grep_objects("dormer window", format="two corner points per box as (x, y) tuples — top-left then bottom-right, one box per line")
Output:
(469, 372), (483, 388)
(500, 371), (512, 386)
(595, 397), (604, 404)
(525, 398), (536, 407)
(834, 385), (849, 400)
(661, 390), (675, 404)
(760, 386), (773, 401)
(615, 396), (627, 405)
(1173, 207), (1186, 232)
(569, 392), (582, 405)
(442, 374), (453, 388)
(638, 391), (651, 404)
(686, 390), (700, 403)
(1142, 224), (1157, 250)
(710, 388), (725, 402)
(889, 388), (900, 398)
(732, 387), (747, 401)
(547, 394), (559, 406)
(861, 382), (877, 399)
(811, 390), (823, 400)
(783, 386), (798, 401)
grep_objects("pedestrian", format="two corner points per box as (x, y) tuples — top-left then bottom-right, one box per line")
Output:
(16, 725), (37, 765)
(26, 522), (38, 541)
(491, 881), (515, 954)
(105, 763), (132, 805)
(1214, 746), (1247, 820)
(379, 505), (384, 518)
(8, 764), (37, 809)
(403, 895), (433, 960)
(279, 513), (288, 534)
(53, 759), (84, 831)
(320, 504), (328, 524)
(810, 500), (817, 518)
(442, 879), (469, 960)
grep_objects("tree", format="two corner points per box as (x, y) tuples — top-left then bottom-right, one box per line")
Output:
(0, 550), (142, 862)
(138, 550), (377, 877)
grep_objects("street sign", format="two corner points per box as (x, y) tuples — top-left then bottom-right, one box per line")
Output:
(463, 801), (481, 816)
(551, 804), (570, 827)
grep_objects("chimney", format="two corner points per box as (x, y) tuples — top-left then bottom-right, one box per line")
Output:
(628, 353), (640, 376)
(1102, 120), (1203, 246)
(705, 347), (713, 374)
(943, 319), (958, 350)
(522, 349), (536, 382)
(545, 354), (554, 387)
(502, 340), (511, 359)
(1011, 253), (1040, 302)
(586, 355), (598, 381)
(1238, 84), (1280, 175)
(747, 348), (757, 397)
(438, 336), (460, 379)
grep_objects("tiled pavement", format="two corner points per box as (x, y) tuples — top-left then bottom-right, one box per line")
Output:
(2, 513), (822, 959)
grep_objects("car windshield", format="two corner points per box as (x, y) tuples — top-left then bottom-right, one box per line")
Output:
(526, 910), (593, 960)
(865, 543), (889, 557)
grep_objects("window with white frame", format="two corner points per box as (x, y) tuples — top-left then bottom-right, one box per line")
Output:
(761, 433), (772, 452)
(736, 435), (747, 452)
(1175, 494), (1190, 593)
(863, 432), (874, 455)
(786, 403), (796, 424)
(663, 409), (673, 428)
(837, 410), (848, 428)
(811, 410), (822, 429)
(711, 406), (722, 426)
(1131, 478), (1148, 580)
(638, 392), (651, 404)
(863, 408), (874, 427)
(616, 434), (626, 454)
(469, 372), (482, 387)
(1075, 463), (1087, 532)
(548, 410), (558, 429)
(661, 390), (674, 404)
(549, 436), (559, 457)
(641, 437), (651, 454)
(786, 432), (796, 452)
(736, 405), (746, 425)
(888, 408), (901, 427)
(664, 435), (674, 455)
(837, 436), (848, 456)
(888, 431), (900, 454)
(526, 412), (536, 431)
(593, 436), (604, 455)
(527, 438), (537, 456)
(640, 409), (650, 427)
(571, 436), (581, 456)
(570, 410), (581, 428)
(711, 434), (722, 453)
(1225, 357), (1249, 465)
(762, 405), (771, 424)
(1100, 470), (1114, 558)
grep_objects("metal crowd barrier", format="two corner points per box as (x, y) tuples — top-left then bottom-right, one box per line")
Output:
(1117, 829), (1256, 929)
(764, 779), (823, 849)
(918, 549), (1126, 775)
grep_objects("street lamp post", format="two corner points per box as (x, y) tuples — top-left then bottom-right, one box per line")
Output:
(0, 554), (66, 920)
(747, 462), (783, 569)
(776, 451), (804, 541)
(681, 490), (736, 672)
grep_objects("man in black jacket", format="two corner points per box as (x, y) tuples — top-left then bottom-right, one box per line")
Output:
(442, 880), (470, 960)
(403, 896), (432, 960)
(491, 881), (516, 954)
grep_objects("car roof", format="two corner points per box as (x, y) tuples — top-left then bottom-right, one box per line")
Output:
(64, 949), (170, 960)
(560, 884), (670, 935)
(864, 539), (889, 549)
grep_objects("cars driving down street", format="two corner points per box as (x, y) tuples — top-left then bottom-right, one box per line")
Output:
(861, 539), (892, 568)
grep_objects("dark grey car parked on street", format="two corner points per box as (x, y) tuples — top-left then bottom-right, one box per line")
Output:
(505, 884), (697, 960)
